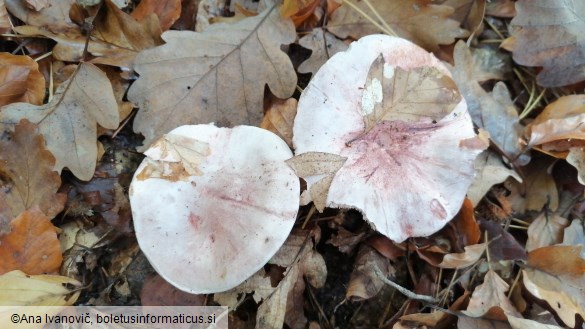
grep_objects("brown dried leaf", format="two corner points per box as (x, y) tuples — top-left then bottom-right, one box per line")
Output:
(449, 41), (525, 162)
(131, 0), (181, 31)
(346, 244), (390, 300)
(0, 209), (62, 275)
(0, 120), (65, 221)
(286, 152), (347, 211)
(25, 0), (47, 11)
(511, 0), (585, 87)
(0, 63), (119, 181)
(486, 0), (515, 17)
(5, 0), (76, 32)
(0, 270), (81, 305)
(465, 270), (521, 317)
(297, 28), (348, 75)
(260, 98), (297, 148)
(327, 0), (468, 52)
(0, 53), (45, 106)
(526, 213), (569, 252)
(527, 95), (585, 149)
(128, 5), (296, 150)
(327, 226), (366, 254)
(439, 243), (486, 268)
(523, 245), (585, 327)
(468, 150), (521, 205)
(361, 54), (461, 130)
(480, 220), (527, 262)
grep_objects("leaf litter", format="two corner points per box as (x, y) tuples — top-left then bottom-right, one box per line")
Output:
(1, 0), (585, 328)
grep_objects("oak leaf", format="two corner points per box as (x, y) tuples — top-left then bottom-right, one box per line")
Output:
(0, 209), (62, 275)
(468, 150), (521, 205)
(0, 63), (119, 181)
(523, 245), (585, 327)
(511, 0), (585, 87)
(286, 152), (347, 212)
(327, 0), (468, 52)
(128, 5), (296, 150)
(297, 28), (348, 76)
(0, 53), (45, 106)
(0, 120), (65, 223)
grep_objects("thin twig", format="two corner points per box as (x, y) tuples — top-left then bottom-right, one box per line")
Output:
(373, 265), (439, 303)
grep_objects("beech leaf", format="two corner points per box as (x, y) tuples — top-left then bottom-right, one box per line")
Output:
(128, 5), (297, 150)
(0, 53), (45, 106)
(0, 209), (62, 275)
(0, 63), (119, 181)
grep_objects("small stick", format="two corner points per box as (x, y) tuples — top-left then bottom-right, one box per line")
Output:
(373, 264), (439, 303)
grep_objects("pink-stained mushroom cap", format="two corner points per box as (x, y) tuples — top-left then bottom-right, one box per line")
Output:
(130, 124), (300, 293)
(293, 35), (486, 242)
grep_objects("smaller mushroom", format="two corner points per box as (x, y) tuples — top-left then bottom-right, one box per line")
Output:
(130, 124), (300, 294)
(292, 35), (487, 242)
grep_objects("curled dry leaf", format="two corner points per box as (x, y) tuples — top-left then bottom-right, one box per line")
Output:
(327, 0), (468, 52)
(0, 270), (81, 306)
(0, 120), (65, 222)
(526, 212), (569, 252)
(297, 28), (348, 76)
(523, 245), (585, 328)
(128, 5), (296, 150)
(0, 53), (45, 106)
(438, 242), (487, 268)
(0, 209), (62, 275)
(293, 35), (486, 242)
(441, 0), (486, 33)
(527, 95), (585, 155)
(130, 124), (299, 294)
(260, 97), (297, 148)
(346, 244), (391, 300)
(0, 63), (119, 181)
(511, 0), (585, 87)
(505, 157), (558, 213)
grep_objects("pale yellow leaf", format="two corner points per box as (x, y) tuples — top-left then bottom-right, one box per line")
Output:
(0, 270), (81, 306)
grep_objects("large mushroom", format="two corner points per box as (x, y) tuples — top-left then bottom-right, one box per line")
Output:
(130, 124), (300, 293)
(292, 35), (486, 242)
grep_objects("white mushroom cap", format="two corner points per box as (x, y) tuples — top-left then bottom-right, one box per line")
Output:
(130, 124), (299, 294)
(293, 35), (485, 242)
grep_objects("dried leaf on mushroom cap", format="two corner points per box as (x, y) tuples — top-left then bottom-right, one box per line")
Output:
(292, 35), (486, 242)
(130, 124), (300, 294)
